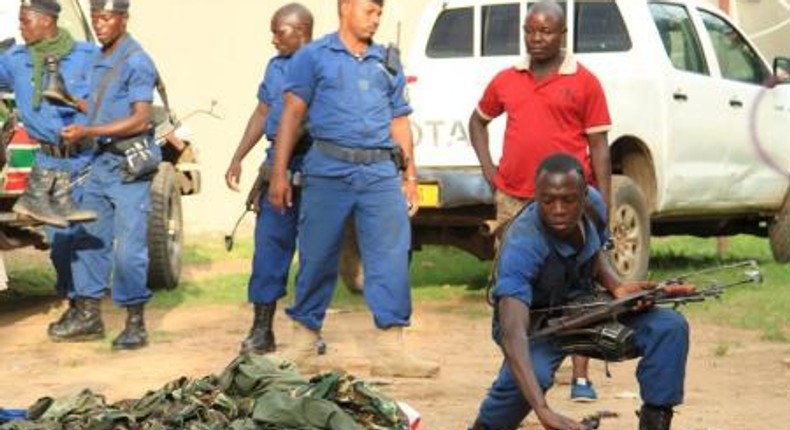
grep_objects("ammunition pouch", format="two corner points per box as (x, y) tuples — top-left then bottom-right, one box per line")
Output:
(103, 136), (161, 183)
(551, 321), (639, 362)
(531, 294), (639, 362)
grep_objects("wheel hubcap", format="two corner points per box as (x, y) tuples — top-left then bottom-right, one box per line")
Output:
(611, 203), (642, 278)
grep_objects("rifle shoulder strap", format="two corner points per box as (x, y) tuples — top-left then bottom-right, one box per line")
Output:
(89, 45), (142, 124)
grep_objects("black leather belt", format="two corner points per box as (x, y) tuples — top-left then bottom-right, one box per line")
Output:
(314, 140), (394, 164)
(38, 138), (95, 158)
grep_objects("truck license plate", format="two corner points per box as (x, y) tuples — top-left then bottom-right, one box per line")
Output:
(417, 183), (440, 208)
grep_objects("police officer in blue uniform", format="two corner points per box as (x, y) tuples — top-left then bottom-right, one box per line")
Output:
(0, 0), (98, 337)
(268, 0), (439, 378)
(55, 0), (161, 350)
(468, 154), (689, 430)
(225, 3), (314, 354)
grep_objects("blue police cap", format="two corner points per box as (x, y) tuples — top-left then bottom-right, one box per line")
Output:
(20, 0), (61, 17)
(90, 0), (130, 13)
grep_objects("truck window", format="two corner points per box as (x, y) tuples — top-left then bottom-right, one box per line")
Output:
(426, 7), (473, 58)
(649, 3), (708, 75)
(482, 4), (520, 56)
(575, 2), (631, 53)
(698, 10), (768, 85)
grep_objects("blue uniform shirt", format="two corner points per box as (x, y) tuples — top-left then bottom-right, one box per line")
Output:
(0, 42), (95, 146)
(89, 35), (156, 142)
(257, 54), (305, 169)
(491, 187), (609, 341)
(258, 54), (289, 142)
(285, 32), (412, 177)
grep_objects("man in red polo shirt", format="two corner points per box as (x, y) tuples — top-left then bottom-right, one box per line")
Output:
(468, 1), (612, 403)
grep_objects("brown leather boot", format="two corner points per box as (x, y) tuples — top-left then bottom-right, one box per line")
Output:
(286, 322), (327, 375)
(370, 327), (440, 378)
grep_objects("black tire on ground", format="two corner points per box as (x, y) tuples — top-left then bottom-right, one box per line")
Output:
(147, 162), (183, 290)
(608, 175), (651, 282)
(339, 219), (364, 294)
(769, 189), (790, 263)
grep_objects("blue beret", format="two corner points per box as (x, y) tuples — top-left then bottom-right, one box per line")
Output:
(90, 0), (130, 13)
(20, 0), (61, 17)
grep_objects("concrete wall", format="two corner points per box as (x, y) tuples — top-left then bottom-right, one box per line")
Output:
(117, 0), (785, 233)
(120, 0), (433, 232)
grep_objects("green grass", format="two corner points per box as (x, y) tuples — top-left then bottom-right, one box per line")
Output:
(649, 235), (790, 341)
(3, 234), (788, 340)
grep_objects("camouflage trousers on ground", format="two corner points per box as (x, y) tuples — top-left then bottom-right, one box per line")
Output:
(0, 352), (409, 430)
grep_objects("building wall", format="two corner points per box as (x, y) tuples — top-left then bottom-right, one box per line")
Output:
(120, 0), (433, 231)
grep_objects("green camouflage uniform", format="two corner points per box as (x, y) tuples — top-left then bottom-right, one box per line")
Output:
(0, 353), (409, 430)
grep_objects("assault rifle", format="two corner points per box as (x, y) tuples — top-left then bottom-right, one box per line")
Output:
(531, 260), (763, 339)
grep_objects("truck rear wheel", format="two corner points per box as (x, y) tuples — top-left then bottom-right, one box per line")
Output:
(769, 190), (790, 263)
(609, 175), (650, 281)
(147, 162), (183, 290)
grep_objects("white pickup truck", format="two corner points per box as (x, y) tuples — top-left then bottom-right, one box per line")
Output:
(401, 0), (790, 281)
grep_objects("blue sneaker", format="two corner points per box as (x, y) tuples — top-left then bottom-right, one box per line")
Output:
(570, 378), (598, 402)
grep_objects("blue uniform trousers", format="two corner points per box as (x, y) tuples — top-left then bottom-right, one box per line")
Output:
(48, 224), (78, 299)
(286, 172), (411, 331)
(477, 308), (689, 430)
(71, 152), (152, 306)
(248, 189), (301, 304)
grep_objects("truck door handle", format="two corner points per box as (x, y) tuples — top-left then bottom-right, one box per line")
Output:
(673, 92), (688, 101)
(729, 98), (743, 108)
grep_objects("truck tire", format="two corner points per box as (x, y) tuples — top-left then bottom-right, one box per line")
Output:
(339, 220), (364, 294)
(609, 175), (650, 281)
(147, 162), (183, 290)
(769, 190), (790, 263)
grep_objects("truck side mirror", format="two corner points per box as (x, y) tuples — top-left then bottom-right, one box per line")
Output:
(774, 57), (790, 82)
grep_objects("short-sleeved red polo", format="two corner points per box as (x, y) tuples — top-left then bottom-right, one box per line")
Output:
(476, 54), (611, 199)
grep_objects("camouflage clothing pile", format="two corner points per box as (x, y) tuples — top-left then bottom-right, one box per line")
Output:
(0, 353), (409, 430)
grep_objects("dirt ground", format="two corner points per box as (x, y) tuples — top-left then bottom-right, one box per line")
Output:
(2, 266), (790, 430)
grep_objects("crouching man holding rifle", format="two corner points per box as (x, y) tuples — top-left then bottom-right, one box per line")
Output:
(468, 153), (689, 430)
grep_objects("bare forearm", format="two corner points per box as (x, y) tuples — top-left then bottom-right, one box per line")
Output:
(588, 133), (612, 210)
(499, 299), (550, 413)
(87, 102), (152, 139)
(595, 252), (621, 293)
(469, 111), (496, 180)
(232, 104), (268, 163)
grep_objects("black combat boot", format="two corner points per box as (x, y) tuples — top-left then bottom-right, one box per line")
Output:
(467, 419), (490, 430)
(112, 304), (148, 351)
(47, 299), (78, 337)
(638, 404), (673, 430)
(50, 170), (97, 223)
(48, 297), (105, 342)
(12, 164), (68, 227)
(241, 302), (277, 354)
